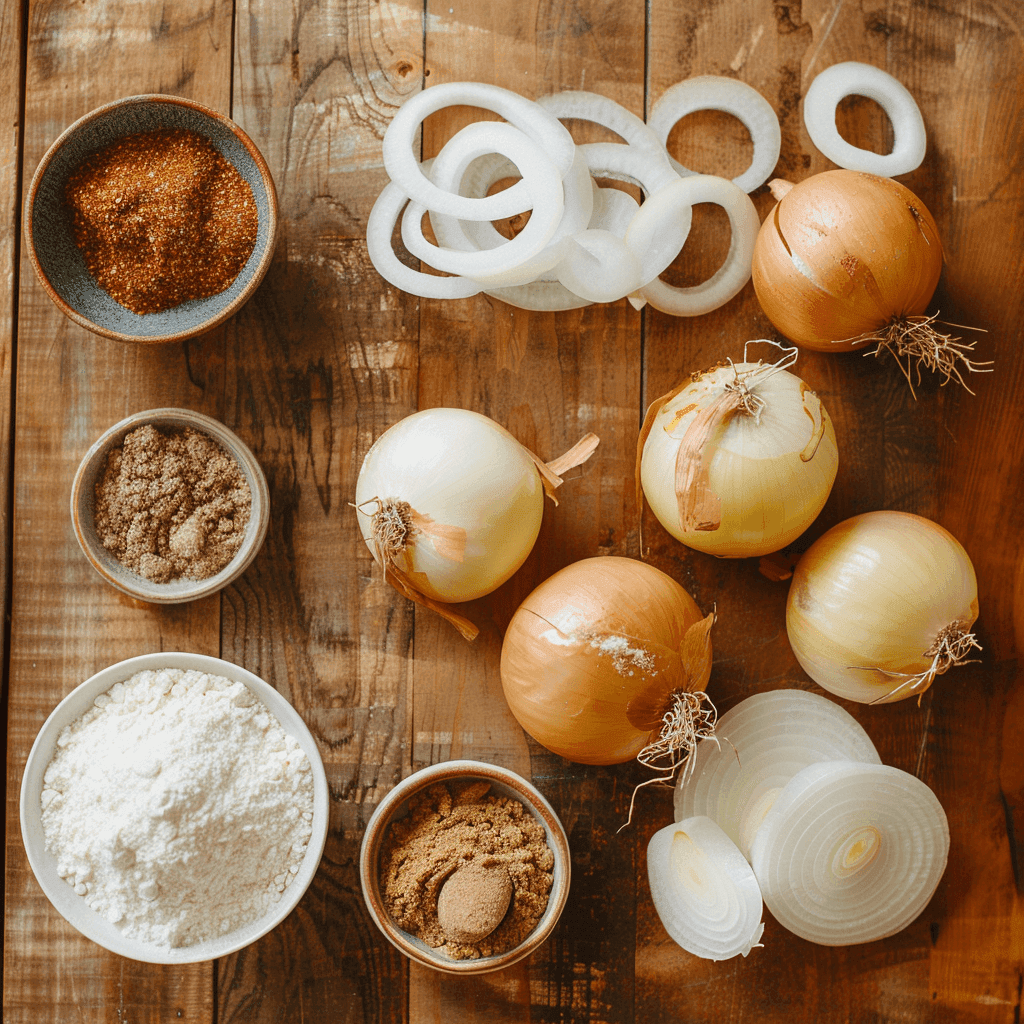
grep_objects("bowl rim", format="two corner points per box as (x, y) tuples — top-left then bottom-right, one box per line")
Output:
(69, 407), (270, 603)
(359, 759), (571, 975)
(19, 651), (330, 964)
(24, 93), (279, 344)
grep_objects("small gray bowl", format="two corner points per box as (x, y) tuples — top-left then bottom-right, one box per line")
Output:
(359, 760), (571, 974)
(71, 408), (270, 603)
(26, 94), (278, 343)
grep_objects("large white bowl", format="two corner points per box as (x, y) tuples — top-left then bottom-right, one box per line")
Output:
(19, 652), (329, 964)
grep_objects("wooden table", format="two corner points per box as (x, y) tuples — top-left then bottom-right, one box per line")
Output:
(3, 0), (1022, 1020)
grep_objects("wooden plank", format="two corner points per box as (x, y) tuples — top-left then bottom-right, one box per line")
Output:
(2, 0), (235, 1020)
(409, 2), (647, 1021)
(213, 0), (424, 1020)
(638, 1), (1024, 1022)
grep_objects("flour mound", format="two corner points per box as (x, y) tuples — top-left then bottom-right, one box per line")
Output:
(40, 668), (315, 949)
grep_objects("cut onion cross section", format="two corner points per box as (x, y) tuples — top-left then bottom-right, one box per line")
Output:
(647, 76), (782, 193)
(648, 816), (764, 961)
(674, 689), (881, 859)
(803, 62), (926, 178)
(382, 81), (576, 221)
(749, 760), (949, 946)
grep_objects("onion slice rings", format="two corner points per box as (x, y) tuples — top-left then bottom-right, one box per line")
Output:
(803, 62), (926, 177)
(647, 76), (782, 193)
(382, 81), (576, 222)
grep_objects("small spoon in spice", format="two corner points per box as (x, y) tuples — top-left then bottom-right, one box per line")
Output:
(436, 861), (513, 945)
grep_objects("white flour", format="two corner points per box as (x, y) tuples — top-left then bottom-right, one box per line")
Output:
(40, 668), (315, 949)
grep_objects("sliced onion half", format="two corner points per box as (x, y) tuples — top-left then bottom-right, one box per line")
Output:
(648, 816), (764, 961)
(749, 760), (949, 946)
(382, 81), (576, 221)
(803, 62), (926, 177)
(674, 689), (881, 859)
(633, 174), (761, 316)
(647, 76), (782, 193)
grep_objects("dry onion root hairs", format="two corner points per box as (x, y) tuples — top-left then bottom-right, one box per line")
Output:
(618, 609), (718, 830)
(855, 620), (983, 705)
(849, 311), (992, 398)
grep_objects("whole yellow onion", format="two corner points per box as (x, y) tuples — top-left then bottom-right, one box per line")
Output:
(751, 170), (943, 352)
(786, 510), (980, 704)
(500, 556), (715, 765)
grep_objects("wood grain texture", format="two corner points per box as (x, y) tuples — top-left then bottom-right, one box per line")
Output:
(3, 0), (1023, 1021)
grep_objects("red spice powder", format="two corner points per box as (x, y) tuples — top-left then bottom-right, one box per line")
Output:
(65, 127), (258, 315)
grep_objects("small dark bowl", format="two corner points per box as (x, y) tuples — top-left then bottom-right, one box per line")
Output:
(25, 94), (278, 344)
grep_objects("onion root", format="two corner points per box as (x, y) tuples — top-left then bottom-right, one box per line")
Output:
(859, 620), (982, 705)
(852, 312), (993, 397)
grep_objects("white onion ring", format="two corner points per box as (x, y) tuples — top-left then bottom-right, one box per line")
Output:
(631, 174), (761, 315)
(674, 689), (881, 859)
(803, 62), (927, 177)
(423, 141), (594, 288)
(647, 76), (782, 193)
(750, 761), (949, 946)
(648, 816), (764, 961)
(399, 122), (565, 282)
(485, 280), (592, 310)
(579, 141), (680, 196)
(365, 181), (483, 300)
(590, 184), (640, 236)
(555, 229), (644, 303)
(537, 90), (665, 155)
(382, 82), (576, 222)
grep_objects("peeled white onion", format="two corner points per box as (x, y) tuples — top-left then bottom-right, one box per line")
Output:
(354, 409), (598, 638)
(647, 816), (764, 960)
(674, 689), (881, 858)
(749, 760), (949, 946)
(786, 510), (980, 703)
(639, 344), (839, 558)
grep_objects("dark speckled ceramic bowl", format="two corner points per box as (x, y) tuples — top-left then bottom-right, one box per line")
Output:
(26, 95), (278, 344)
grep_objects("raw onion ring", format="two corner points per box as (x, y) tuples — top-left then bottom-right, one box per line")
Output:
(537, 90), (665, 155)
(555, 229), (644, 303)
(399, 122), (565, 282)
(365, 181), (483, 300)
(802, 62), (926, 177)
(632, 174), (761, 316)
(647, 76), (782, 193)
(382, 81), (576, 221)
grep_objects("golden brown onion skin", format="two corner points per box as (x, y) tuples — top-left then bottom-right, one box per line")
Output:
(751, 170), (944, 351)
(499, 556), (707, 765)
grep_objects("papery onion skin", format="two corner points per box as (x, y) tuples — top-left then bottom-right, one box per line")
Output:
(786, 510), (979, 703)
(751, 170), (943, 351)
(354, 408), (544, 604)
(500, 556), (711, 764)
(640, 361), (838, 558)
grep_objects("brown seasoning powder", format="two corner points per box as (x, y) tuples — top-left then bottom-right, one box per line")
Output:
(65, 128), (258, 314)
(93, 424), (252, 583)
(379, 781), (555, 960)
